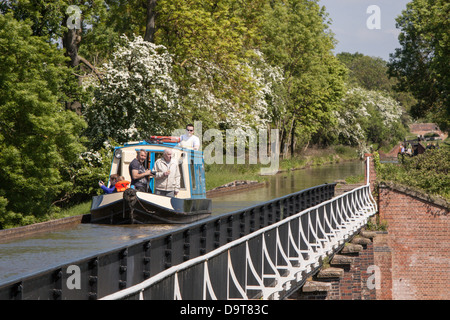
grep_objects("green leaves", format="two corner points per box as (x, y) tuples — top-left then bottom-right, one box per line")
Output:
(388, 0), (449, 131)
(379, 148), (450, 200)
(0, 0), (371, 226)
(0, 13), (86, 223)
(258, 0), (346, 153)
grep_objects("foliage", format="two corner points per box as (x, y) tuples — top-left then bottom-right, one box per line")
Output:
(333, 87), (406, 155)
(337, 52), (395, 92)
(153, 0), (275, 131)
(1, 0), (106, 40)
(377, 148), (450, 200)
(337, 52), (415, 120)
(258, 0), (347, 155)
(83, 35), (180, 148)
(4, 0), (441, 228)
(78, 0), (145, 66)
(388, 0), (449, 131)
(0, 13), (86, 228)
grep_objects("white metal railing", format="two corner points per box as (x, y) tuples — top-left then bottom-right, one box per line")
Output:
(101, 171), (377, 300)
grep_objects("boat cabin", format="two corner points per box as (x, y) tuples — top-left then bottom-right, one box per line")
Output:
(108, 138), (207, 199)
(90, 137), (211, 224)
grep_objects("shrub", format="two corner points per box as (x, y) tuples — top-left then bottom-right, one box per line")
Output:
(377, 148), (450, 200)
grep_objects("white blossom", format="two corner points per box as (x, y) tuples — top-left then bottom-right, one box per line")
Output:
(181, 50), (283, 131)
(84, 35), (179, 145)
(334, 86), (403, 155)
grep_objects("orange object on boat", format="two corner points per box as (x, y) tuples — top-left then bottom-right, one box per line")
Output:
(148, 136), (181, 143)
(115, 180), (130, 192)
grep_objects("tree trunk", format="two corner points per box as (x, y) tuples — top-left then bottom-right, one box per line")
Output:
(144, 0), (157, 42)
(290, 121), (296, 156)
(62, 15), (102, 115)
(62, 15), (82, 114)
(284, 117), (295, 159)
(63, 26), (82, 68)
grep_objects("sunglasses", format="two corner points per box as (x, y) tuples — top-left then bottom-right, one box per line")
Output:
(187, 129), (194, 132)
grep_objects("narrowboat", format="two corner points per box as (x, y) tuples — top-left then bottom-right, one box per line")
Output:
(90, 137), (212, 224)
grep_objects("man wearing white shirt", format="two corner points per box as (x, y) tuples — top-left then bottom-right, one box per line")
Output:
(153, 149), (180, 197)
(179, 124), (200, 150)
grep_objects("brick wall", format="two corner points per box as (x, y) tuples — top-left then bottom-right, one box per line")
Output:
(291, 156), (449, 300)
(292, 232), (377, 300)
(377, 183), (450, 300)
(372, 232), (392, 300)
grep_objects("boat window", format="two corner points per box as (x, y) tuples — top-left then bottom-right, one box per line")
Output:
(190, 158), (196, 190)
(145, 150), (186, 191)
(179, 163), (186, 189)
(152, 152), (163, 164)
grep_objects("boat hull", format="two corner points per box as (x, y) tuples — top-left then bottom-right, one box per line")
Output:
(90, 189), (212, 224)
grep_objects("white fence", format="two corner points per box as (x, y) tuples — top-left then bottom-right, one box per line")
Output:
(102, 175), (377, 300)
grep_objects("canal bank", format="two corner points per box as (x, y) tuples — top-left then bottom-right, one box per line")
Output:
(204, 145), (359, 191)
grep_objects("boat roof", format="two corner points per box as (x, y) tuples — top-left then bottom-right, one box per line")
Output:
(118, 138), (203, 154)
(123, 140), (178, 148)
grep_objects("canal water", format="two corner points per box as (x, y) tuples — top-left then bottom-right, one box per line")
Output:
(0, 160), (364, 284)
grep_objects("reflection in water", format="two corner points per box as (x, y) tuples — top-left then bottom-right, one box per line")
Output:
(0, 160), (363, 283)
(211, 160), (364, 214)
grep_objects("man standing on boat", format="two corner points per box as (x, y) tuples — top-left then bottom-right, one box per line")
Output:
(179, 124), (200, 150)
(153, 149), (180, 197)
(129, 149), (153, 192)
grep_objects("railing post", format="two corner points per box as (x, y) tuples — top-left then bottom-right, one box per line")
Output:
(239, 211), (246, 238)
(249, 208), (256, 233)
(275, 200), (281, 222)
(183, 230), (190, 262)
(89, 258), (99, 300)
(227, 215), (234, 243)
(11, 282), (23, 300)
(164, 236), (172, 269)
(143, 242), (151, 280)
(119, 248), (128, 290)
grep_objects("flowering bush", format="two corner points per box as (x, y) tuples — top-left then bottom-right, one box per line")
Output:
(333, 87), (406, 154)
(178, 50), (282, 132)
(84, 35), (180, 147)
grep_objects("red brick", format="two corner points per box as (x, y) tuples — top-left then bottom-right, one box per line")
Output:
(376, 184), (449, 300)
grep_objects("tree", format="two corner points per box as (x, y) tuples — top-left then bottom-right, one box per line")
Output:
(337, 52), (416, 114)
(81, 0), (347, 143)
(333, 87), (406, 154)
(1, 0), (107, 113)
(259, 0), (347, 156)
(128, 0), (271, 132)
(388, 0), (449, 131)
(337, 53), (395, 92)
(83, 35), (180, 148)
(0, 13), (86, 228)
